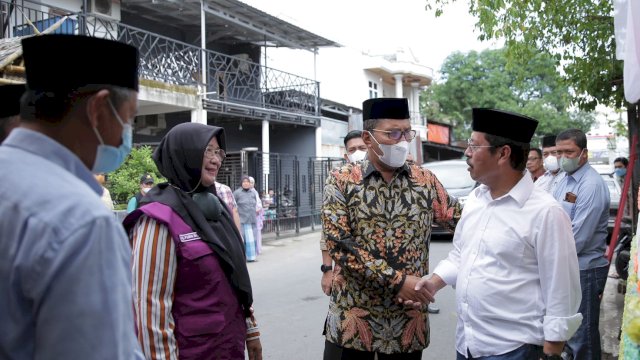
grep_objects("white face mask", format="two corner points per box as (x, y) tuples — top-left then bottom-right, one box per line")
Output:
(347, 150), (367, 163)
(543, 155), (560, 172)
(142, 187), (151, 194)
(369, 133), (410, 168)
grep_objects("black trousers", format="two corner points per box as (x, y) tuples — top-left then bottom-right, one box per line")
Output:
(323, 341), (423, 360)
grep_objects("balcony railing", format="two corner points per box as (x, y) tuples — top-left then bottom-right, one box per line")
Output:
(1, 0), (320, 117)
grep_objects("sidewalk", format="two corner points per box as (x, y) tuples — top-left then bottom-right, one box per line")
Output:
(602, 264), (626, 359)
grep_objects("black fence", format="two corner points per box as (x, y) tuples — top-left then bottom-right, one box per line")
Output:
(216, 151), (343, 238)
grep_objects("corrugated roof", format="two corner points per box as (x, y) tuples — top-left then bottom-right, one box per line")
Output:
(122, 0), (340, 51)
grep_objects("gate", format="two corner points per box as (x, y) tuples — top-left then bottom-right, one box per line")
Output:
(216, 150), (343, 238)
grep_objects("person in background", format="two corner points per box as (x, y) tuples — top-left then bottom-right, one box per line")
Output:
(95, 173), (114, 210)
(125, 123), (262, 360)
(0, 84), (25, 143)
(414, 109), (582, 360)
(526, 147), (545, 181)
(234, 175), (259, 262)
(614, 156), (629, 186)
(321, 98), (462, 359)
(216, 180), (242, 233)
(553, 128), (610, 360)
(343, 129), (368, 163)
(248, 176), (264, 255)
(535, 135), (565, 194)
(0, 34), (142, 358)
(127, 173), (154, 213)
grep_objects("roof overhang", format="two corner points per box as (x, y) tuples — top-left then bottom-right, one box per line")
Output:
(122, 0), (340, 52)
(366, 61), (433, 87)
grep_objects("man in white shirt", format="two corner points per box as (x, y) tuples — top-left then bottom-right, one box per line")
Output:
(412, 109), (582, 359)
(535, 135), (566, 194)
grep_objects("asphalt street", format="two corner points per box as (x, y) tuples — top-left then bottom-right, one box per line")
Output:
(247, 231), (458, 360)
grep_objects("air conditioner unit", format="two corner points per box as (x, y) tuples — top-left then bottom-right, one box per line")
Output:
(88, 0), (113, 17)
(136, 114), (167, 136)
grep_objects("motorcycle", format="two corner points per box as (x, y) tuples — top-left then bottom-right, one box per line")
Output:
(614, 224), (634, 281)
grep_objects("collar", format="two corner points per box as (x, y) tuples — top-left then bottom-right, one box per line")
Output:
(362, 159), (411, 179)
(476, 173), (533, 208)
(3, 128), (103, 195)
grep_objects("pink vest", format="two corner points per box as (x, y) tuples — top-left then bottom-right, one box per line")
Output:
(125, 203), (246, 360)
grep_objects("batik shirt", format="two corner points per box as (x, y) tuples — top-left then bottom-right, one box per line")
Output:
(321, 160), (462, 354)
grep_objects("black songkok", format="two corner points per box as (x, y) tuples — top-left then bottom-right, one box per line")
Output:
(471, 108), (538, 143)
(362, 98), (410, 120)
(541, 135), (556, 148)
(22, 35), (139, 92)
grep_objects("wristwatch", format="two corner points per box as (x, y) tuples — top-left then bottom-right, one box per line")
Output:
(320, 264), (333, 273)
(540, 354), (562, 360)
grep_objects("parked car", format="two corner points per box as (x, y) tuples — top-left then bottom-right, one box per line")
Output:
(422, 159), (478, 239)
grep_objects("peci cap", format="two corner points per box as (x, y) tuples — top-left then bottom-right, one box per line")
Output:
(471, 108), (538, 143)
(541, 135), (556, 148)
(140, 174), (154, 184)
(362, 98), (410, 121)
(21, 35), (139, 92)
(0, 84), (26, 118)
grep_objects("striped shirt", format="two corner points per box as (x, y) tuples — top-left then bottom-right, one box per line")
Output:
(131, 216), (179, 360)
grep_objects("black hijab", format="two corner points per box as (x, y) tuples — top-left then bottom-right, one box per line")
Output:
(140, 122), (253, 315)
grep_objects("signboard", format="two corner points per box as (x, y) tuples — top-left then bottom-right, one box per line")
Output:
(427, 123), (450, 145)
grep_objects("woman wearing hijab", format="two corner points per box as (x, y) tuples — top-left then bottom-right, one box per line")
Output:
(233, 175), (260, 262)
(124, 123), (262, 360)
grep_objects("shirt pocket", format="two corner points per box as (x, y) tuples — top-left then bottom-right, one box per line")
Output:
(177, 313), (225, 337)
(561, 200), (575, 220)
(179, 240), (214, 260)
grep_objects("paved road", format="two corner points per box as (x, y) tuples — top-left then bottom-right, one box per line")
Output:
(248, 232), (458, 360)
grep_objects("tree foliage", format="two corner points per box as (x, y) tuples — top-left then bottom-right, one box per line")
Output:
(106, 146), (164, 203)
(423, 48), (595, 142)
(424, 0), (623, 111)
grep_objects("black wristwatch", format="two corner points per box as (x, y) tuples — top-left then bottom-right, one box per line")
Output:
(320, 264), (333, 273)
(540, 354), (562, 360)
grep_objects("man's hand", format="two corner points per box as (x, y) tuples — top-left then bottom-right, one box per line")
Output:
(396, 275), (435, 306)
(321, 270), (333, 295)
(246, 338), (262, 360)
(399, 276), (442, 309)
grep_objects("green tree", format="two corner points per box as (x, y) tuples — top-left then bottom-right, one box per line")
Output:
(107, 146), (164, 205)
(424, 48), (595, 142)
(424, 0), (623, 111)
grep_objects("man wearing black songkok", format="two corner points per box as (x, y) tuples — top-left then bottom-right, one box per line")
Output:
(415, 109), (582, 360)
(535, 135), (566, 194)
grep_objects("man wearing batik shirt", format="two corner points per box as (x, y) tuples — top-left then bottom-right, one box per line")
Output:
(321, 98), (462, 359)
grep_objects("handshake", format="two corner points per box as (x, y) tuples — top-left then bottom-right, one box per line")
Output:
(396, 274), (445, 309)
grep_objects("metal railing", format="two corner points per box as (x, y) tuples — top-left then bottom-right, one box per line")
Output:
(1, 0), (321, 116)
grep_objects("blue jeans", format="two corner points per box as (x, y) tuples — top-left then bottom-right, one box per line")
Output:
(456, 344), (542, 359)
(566, 265), (608, 360)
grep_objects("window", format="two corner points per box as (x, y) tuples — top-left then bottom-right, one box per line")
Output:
(368, 81), (378, 99)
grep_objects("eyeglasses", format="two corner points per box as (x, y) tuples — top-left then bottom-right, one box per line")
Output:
(466, 139), (494, 153)
(370, 129), (417, 141)
(204, 147), (226, 160)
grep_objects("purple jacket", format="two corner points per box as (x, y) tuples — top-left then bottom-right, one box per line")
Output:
(125, 202), (246, 360)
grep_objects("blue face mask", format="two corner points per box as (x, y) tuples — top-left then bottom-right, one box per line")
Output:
(615, 168), (627, 178)
(91, 99), (132, 174)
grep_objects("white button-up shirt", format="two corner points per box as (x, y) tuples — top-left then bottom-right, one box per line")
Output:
(434, 174), (582, 358)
